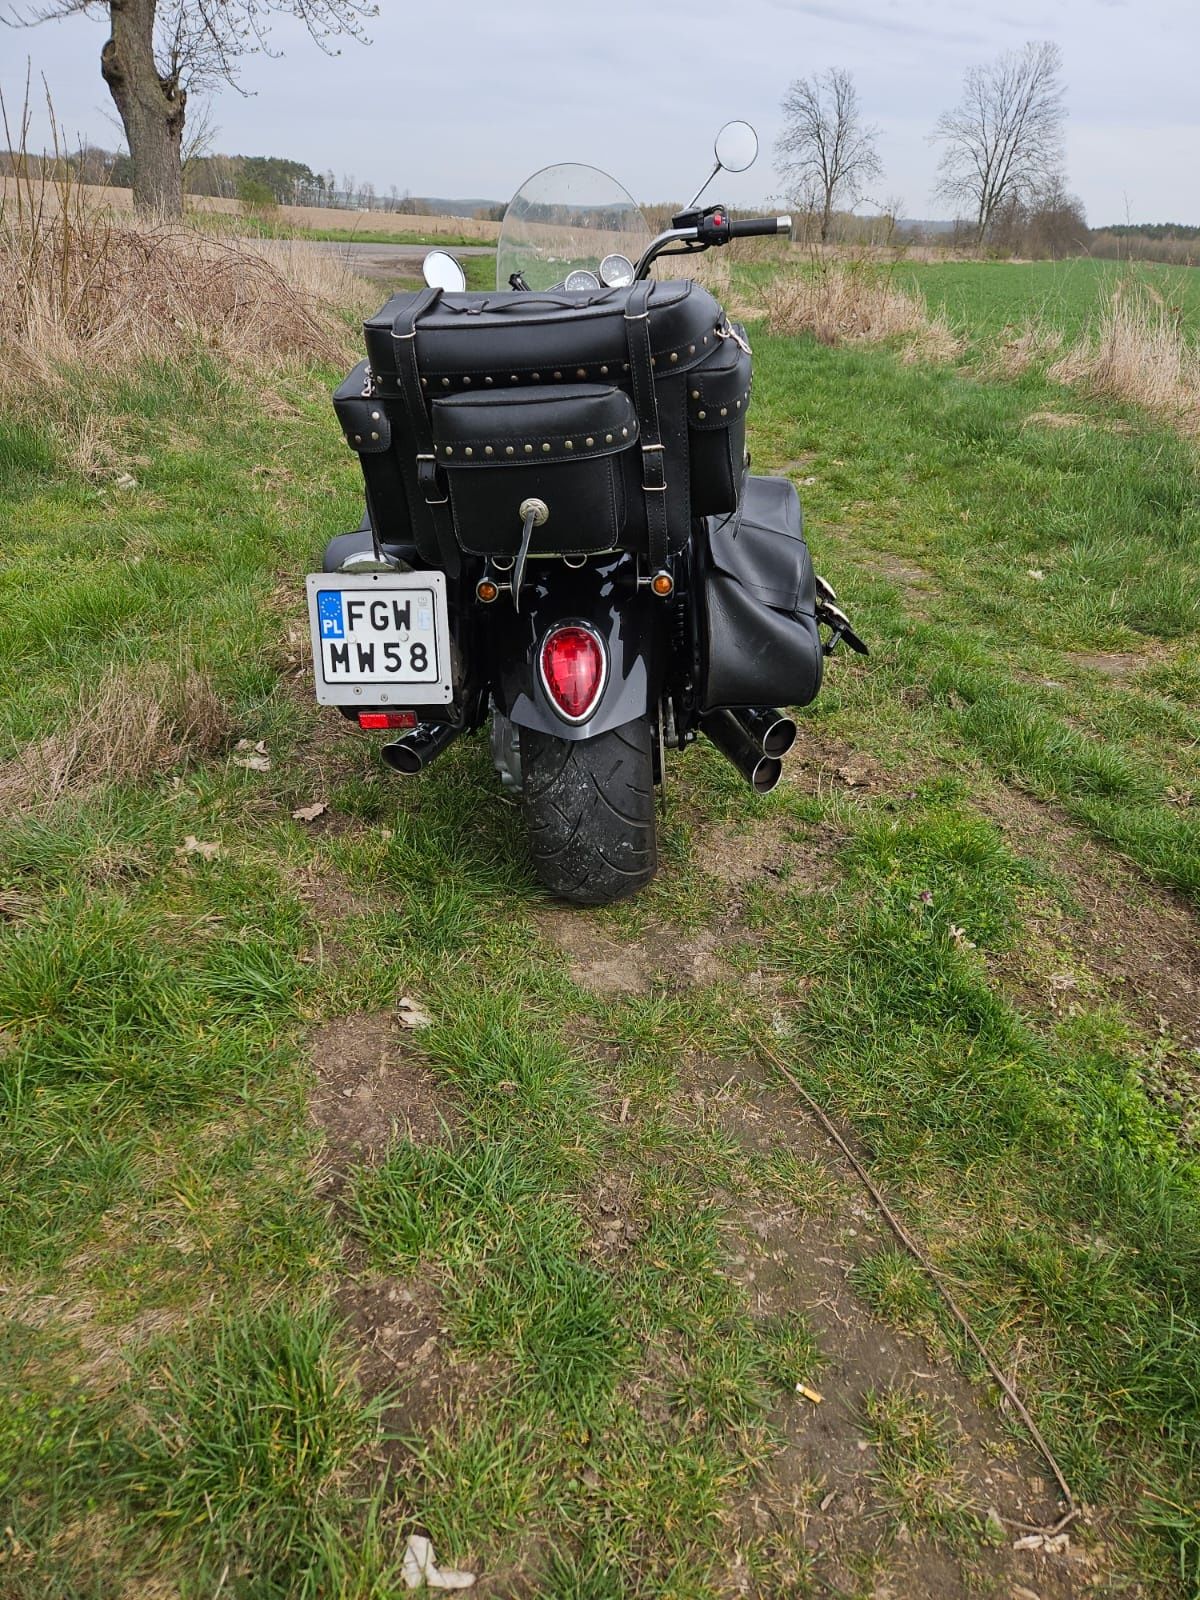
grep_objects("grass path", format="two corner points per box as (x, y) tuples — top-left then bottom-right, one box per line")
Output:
(1, 310), (1197, 1596)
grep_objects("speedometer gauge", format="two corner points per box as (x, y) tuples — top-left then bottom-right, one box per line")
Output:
(564, 269), (601, 291)
(600, 253), (635, 287)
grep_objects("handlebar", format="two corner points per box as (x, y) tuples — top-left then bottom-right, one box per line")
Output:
(729, 214), (792, 238)
(634, 210), (792, 277)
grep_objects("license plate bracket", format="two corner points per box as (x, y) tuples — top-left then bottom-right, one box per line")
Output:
(305, 571), (454, 707)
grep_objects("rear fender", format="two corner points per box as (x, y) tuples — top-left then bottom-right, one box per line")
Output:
(488, 554), (660, 741)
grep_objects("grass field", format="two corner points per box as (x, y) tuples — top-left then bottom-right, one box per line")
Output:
(1, 245), (1198, 1598)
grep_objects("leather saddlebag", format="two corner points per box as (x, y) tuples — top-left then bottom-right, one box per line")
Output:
(699, 475), (823, 711)
(430, 384), (639, 555)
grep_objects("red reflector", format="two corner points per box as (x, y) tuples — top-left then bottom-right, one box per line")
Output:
(358, 711), (417, 730)
(713, 212), (724, 226)
(540, 626), (606, 722)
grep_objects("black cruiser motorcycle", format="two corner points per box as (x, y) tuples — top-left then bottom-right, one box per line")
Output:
(308, 121), (865, 904)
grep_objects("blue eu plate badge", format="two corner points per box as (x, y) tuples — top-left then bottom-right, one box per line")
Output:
(318, 591), (345, 640)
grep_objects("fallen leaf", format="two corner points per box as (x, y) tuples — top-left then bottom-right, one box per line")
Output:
(397, 996), (431, 1029)
(233, 738), (271, 772)
(177, 836), (221, 861)
(291, 802), (328, 823)
(1026, 568), (1045, 581)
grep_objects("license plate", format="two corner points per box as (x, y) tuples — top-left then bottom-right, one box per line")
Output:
(305, 571), (454, 707)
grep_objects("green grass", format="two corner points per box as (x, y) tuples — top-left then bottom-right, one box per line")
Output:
(893, 256), (1200, 340)
(1, 257), (1198, 1595)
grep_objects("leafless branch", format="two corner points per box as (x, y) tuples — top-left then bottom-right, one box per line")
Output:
(932, 40), (1066, 247)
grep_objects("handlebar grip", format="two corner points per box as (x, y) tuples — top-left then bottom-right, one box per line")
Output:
(728, 215), (792, 238)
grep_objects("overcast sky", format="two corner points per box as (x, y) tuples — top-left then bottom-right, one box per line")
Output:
(2, 0), (1196, 224)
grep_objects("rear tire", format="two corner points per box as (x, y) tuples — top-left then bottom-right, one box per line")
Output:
(518, 717), (658, 905)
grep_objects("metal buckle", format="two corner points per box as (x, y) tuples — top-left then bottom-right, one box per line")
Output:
(716, 321), (752, 355)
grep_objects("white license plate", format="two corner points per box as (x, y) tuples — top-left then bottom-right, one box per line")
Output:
(305, 571), (454, 707)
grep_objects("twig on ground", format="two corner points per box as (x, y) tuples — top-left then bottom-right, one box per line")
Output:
(756, 1040), (1078, 1537)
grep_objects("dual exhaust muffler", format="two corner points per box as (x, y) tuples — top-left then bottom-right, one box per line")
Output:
(379, 707), (799, 796)
(700, 707), (797, 793)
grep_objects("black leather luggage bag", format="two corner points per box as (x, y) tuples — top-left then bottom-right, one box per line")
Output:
(333, 280), (752, 569)
(699, 475), (823, 711)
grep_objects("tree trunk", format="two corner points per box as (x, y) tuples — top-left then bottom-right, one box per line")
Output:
(101, 0), (186, 217)
(820, 194), (833, 244)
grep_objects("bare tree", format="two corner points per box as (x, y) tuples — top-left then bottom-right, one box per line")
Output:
(5, 0), (374, 216)
(933, 40), (1066, 248)
(775, 68), (882, 244)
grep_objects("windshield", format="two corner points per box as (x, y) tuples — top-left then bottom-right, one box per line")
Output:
(496, 163), (652, 291)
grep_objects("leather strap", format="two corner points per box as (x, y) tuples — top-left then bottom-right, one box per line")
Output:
(623, 280), (669, 572)
(391, 287), (461, 578)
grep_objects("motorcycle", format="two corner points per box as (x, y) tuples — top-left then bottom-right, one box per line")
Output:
(308, 121), (866, 904)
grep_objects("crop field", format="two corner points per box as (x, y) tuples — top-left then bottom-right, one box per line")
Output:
(1, 233), (1198, 1599)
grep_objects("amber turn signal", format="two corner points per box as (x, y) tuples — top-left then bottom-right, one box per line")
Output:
(651, 570), (674, 597)
(476, 579), (499, 604)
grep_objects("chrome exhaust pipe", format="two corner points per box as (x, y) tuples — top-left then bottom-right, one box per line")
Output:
(701, 709), (783, 794)
(381, 721), (462, 774)
(738, 706), (797, 760)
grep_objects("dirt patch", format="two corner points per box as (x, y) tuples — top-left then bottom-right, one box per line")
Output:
(980, 785), (1200, 1056)
(1064, 650), (1147, 679)
(308, 1011), (460, 1171)
(335, 1273), (466, 1446)
(686, 1057), (1098, 1599)
(535, 911), (731, 996)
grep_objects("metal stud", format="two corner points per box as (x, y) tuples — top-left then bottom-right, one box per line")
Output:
(621, 427), (628, 437)
(353, 433), (362, 443)
(525, 443), (533, 453)
(697, 411), (706, 421)
(371, 410), (381, 420)
(511, 375), (519, 383)
(554, 371), (562, 380)
(484, 376), (494, 386)
(585, 436), (594, 447)
(420, 378), (427, 387)
(605, 433), (613, 444)
(542, 442), (551, 452)
(689, 344), (696, 355)
(532, 372), (540, 381)
(565, 440), (574, 450)
(485, 446), (494, 455)
(720, 407), (728, 417)
(600, 365), (609, 375)
(441, 378), (450, 387)
(444, 446), (453, 455)
(669, 352), (678, 363)
(576, 367), (586, 378)
(736, 400), (741, 409)
(506, 446), (514, 455)
(371, 430), (380, 441)
(691, 390), (700, 400)
(463, 376), (471, 385)
(464, 447), (473, 457)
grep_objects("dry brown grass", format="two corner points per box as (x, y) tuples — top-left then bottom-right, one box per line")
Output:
(979, 320), (1065, 379)
(1049, 284), (1200, 430)
(0, 174), (502, 240)
(759, 259), (962, 361)
(0, 664), (229, 814)
(0, 204), (367, 400)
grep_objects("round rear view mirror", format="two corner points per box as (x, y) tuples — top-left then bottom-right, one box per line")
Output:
(422, 249), (467, 293)
(714, 120), (759, 174)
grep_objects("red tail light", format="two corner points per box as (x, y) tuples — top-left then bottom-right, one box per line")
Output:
(358, 711), (418, 730)
(539, 625), (607, 723)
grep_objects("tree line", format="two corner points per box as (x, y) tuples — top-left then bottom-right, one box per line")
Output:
(777, 43), (1093, 258)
